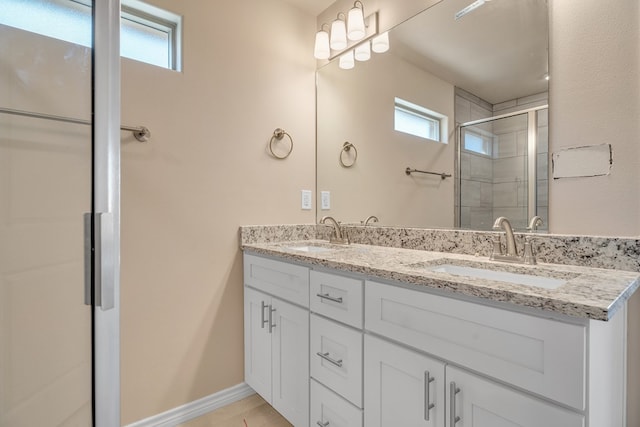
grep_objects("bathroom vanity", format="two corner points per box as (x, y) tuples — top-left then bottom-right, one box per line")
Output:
(242, 235), (638, 427)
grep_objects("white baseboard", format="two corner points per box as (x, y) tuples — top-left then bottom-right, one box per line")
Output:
(124, 383), (256, 427)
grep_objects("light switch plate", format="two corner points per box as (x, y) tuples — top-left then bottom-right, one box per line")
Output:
(301, 190), (312, 210)
(321, 191), (331, 210)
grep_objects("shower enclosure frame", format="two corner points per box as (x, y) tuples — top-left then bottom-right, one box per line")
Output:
(93, 1), (121, 426)
(455, 104), (549, 230)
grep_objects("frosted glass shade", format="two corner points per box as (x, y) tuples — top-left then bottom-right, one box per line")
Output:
(372, 31), (389, 53)
(339, 50), (355, 69)
(314, 30), (330, 59)
(330, 18), (347, 50)
(354, 41), (371, 61)
(347, 6), (365, 41)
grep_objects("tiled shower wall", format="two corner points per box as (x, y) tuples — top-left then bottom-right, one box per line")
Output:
(456, 88), (549, 231)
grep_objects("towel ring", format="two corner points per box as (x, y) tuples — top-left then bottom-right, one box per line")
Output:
(269, 128), (293, 159)
(339, 141), (358, 168)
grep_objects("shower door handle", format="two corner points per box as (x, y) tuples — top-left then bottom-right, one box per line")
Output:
(85, 212), (115, 311)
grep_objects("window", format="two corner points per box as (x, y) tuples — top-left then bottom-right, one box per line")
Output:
(0, 0), (181, 70)
(462, 129), (493, 156)
(394, 97), (448, 143)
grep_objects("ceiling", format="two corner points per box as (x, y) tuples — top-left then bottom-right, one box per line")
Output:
(282, 0), (335, 16)
(392, 0), (549, 104)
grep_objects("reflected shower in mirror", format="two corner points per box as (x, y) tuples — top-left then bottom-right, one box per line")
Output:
(316, 0), (549, 231)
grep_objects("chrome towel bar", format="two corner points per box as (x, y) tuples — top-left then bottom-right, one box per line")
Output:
(0, 106), (151, 142)
(405, 167), (451, 179)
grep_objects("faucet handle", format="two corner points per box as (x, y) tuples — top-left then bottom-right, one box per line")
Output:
(523, 236), (537, 265)
(489, 235), (502, 260)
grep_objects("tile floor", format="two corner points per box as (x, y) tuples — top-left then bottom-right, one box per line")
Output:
(178, 394), (292, 427)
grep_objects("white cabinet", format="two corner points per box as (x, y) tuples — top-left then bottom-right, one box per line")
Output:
(243, 255), (310, 427)
(364, 335), (445, 427)
(445, 366), (584, 427)
(311, 379), (363, 427)
(243, 253), (627, 427)
(310, 314), (363, 406)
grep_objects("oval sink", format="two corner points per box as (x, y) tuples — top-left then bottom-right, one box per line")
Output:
(427, 264), (566, 290)
(287, 245), (334, 253)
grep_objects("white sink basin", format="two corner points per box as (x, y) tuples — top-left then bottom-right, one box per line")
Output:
(427, 264), (566, 290)
(286, 244), (337, 253)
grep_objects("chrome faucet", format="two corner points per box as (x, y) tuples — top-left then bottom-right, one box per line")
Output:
(493, 216), (518, 257)
(491, 216), (537, 265)
(320, 216), (349, 245)
(527, 216), (543, 232)
(362, 215), (379, 226)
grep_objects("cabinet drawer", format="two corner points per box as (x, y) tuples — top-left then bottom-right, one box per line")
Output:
(244, 253), (309, 307)
(311, 314), (363, 407)
(365, 280), (586, 410)
(311, 379), (363, 427)
(311, 270), (363, 328)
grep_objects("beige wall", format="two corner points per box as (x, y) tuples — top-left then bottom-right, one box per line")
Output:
(119, 0), (316, 424)
(548, 0), (640, 236)
(317, 51), (455, 227)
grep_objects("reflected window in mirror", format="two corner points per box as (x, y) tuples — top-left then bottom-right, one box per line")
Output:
(463, 130), (492, 157)
(394, 97), (448, 143)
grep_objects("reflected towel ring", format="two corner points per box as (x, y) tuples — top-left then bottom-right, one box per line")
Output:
(339, 141), (358, 168)
(269, 128), (293, 159)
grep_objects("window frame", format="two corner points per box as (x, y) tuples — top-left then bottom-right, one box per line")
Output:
(0, 0), (182, 71)
(394, 97), (448, 144)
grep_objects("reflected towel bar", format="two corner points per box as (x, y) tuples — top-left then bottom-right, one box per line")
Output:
(405, 167), (451, 179)
(0, 106), (151, 142)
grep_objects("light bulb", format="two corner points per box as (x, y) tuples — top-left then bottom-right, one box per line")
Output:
(339, 50), (355, 69)
(371, 31), (389, 53)
(354, 41), (371, 61)
(314, 30), (330, 59)
(347, 5), (365, 41)
(330, 17), (347, 51)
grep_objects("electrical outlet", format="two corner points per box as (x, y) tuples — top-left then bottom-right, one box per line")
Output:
(301, 190), (312, 210)
(321, 191), (331, 210)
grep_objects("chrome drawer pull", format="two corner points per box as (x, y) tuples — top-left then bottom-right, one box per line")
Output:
(316, 293), (343, 304)
(268, 306), (276, 333)
(450, 382), (461, 425)
(317, 421), (329, 427)
(261, 301), (269, 329)
(316, 351), (343, 368)
(424, 371), (435, 421)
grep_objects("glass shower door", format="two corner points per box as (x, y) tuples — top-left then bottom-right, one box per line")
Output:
(0, 9), (94, 427)
(459, 108), (546, 231)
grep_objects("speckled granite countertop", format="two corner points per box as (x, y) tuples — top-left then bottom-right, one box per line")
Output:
(242, 240), (640, 321)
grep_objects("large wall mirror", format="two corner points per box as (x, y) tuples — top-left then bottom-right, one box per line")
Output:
(316, 0), (549, 231)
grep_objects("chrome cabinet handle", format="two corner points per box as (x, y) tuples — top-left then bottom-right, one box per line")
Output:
(261, 301), (269, 329)
(316, 351), (343, 368)
(424, 371), (435, 421)
(450, 382), (461, 425)
(316, 293), (343, 304)
(316, 421), (329, 427)
(268, 306), (276, 333)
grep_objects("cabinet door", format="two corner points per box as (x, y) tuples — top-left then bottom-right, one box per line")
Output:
(272, 297), (310, 427)
(364, 335), (445, 427)
(244, 287), (272, 402)
(446, 367), (585, 427)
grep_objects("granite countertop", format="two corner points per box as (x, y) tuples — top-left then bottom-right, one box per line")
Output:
(242, 239), (640, 321)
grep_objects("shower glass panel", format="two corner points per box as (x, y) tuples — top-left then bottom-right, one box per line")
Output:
(0, 15), (93, 427)
(459, 107), (548, 232)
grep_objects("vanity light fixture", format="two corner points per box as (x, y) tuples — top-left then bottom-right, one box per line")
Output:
(313, 1), (387, 67)
(371, 31), (389, 53)
(313, 24), (331, 60)
(347, 1), (366, 41)
(354, 41), (371, 61)
(339, 50), (355, 69)
(330, 13), (347, 50)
